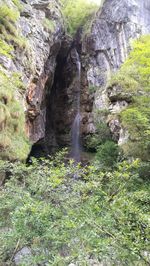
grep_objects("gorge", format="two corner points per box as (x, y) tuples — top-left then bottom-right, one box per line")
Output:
(0, 0), (150, 265)
(0, 0), (150, 161)
(25, 0), (150, 162)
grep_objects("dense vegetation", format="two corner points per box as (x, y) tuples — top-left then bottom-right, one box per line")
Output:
(0, 1), (30, 160)
(110, 35), (150, 161)
(0, 151), (150, 265)
(60, 0), (99, 36)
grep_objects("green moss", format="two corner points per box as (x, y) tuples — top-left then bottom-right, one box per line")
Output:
(0, 3), (28, 52)
(0, 4), (19, 24)
(0, 39), (13, 57)
(12, 0), (23, 11)
(88, 84), (97, 93)
(43, 18), (56, 32)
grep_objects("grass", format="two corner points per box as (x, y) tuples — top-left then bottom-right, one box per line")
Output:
(0, 3), (28, 51)
(0, 2), (31, 160)
(0, 68), (30, 161)
(0, 39), (13, 57)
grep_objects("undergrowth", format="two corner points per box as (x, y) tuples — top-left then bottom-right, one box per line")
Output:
(60, 0), (99, 36)
(0, 151), (149, 265)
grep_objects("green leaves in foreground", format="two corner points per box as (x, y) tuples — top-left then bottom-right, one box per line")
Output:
(0, 152), (150, 265)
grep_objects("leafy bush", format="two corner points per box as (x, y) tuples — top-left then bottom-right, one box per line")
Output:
(85, 122), (111, 152)
(60, 0), (99, 36)
(0, 153), (149, 265)
(95, 140), (120, 168)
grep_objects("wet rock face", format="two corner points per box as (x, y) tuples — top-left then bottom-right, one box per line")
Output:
(44, 38), (83, 153)
(81, 0), (150, 144)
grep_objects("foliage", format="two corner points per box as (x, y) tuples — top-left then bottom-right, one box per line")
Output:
(0, 69), (30, 161)
(0, 152), (150, 265)
(95, 140), (120, 169)
(110, 35), (150, 161)
(60, 0), (98, 36)
(0, 39), (13, 57)
(85, 122), (111, 152)
(0, 2), (30, 160)
(0, 2), (27, 51)
(85, 123), (119, 170)
(0, 4), (19, 24)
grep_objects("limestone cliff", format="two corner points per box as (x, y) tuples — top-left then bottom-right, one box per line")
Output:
(80, 0), (150, 146)
(0, 0), (64, 159)
(1, 0), (150, 160)
(44, 0), (150, 153)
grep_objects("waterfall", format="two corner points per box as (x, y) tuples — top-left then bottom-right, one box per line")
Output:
(71, 51), (81, 162)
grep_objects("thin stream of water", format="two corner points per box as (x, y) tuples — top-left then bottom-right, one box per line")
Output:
(71, 51), (81, 162)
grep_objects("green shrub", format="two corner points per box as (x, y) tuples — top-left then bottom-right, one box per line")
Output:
(85, 122), (111, 152)
(0, 2), (29, 161)
(0, 155), (149, 265)
(60, 0), (99, 36)
(110, 35), (150, 161)
(95, 140), (120, 168)
(12, 0), (23, 11)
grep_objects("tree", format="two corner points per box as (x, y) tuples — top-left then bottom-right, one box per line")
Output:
(0, 152), (149, 265)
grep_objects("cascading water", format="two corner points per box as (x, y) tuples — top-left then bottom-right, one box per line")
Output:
(71, 51), (81, 162)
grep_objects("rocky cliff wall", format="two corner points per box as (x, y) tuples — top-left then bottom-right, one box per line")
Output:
(1, 0), (150, 160)
(41, 0), (150, 154)
(0, 0), (64, 159)
(81, 0), (150, 145)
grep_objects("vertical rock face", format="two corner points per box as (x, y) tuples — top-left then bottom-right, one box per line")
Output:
(45, 38), (82, 152)
(1, 0), (150, 159)
(80, 0), (150, 143)
(20, 0), (64, 143)
(0, 0), (64, 151)
(43, 36), (95, 154)
(42, 0), (150, 153)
